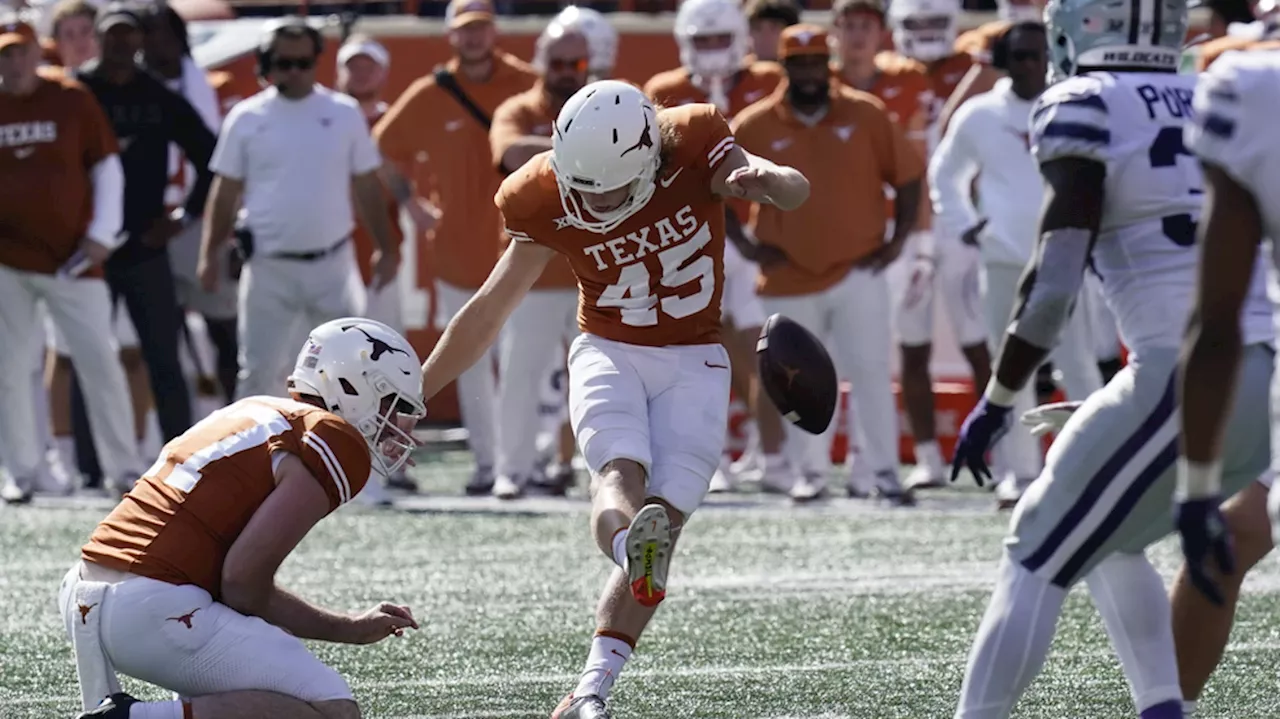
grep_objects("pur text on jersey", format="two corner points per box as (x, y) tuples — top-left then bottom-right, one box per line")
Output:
(582, 205), (701, 271)
(1137, 84), (1194, 121)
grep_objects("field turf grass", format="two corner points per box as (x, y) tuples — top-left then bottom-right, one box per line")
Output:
(4, 451), (1280, 718)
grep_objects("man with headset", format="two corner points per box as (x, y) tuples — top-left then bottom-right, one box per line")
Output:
(198, 18), (400, 402)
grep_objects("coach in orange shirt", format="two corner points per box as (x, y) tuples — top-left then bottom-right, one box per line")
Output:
(733, 24), (923, 504)
(486, 22), (589, 500)
(374, 0), (537, 496)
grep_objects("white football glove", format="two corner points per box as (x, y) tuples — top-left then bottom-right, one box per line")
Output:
(1019, 401), (1083, 437)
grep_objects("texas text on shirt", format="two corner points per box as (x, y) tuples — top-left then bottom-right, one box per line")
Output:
(374, 51), (537, 291)
(643, 61), (784, 117)
(732, 84), (924, 295)
(75, 58), (215, 265)
(0, 66), (122, 277)
(210, 84), (383, 255)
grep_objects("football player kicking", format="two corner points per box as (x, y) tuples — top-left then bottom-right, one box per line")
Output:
(64, 318), (425, 719)
(948, 0), (1275, 716)
(1176, 34), (1280, 718)
(418, 80), (809, 718)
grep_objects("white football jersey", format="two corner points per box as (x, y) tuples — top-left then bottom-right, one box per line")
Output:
(1187, 48), (1280, 275)
(1031, 70), (1273, 355)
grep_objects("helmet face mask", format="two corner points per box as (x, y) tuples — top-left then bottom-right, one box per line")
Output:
(888, 0), (960, 62)
(1045, 0), (1188, 77)
(550, 80), (662, 234)
(675, 0), (750, 80)
(287, 318), (426, 477)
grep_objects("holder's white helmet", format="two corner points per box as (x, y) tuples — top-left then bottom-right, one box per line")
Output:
(675, 0), (750, 79)
(549, 6), (618, 78)
(287, 318), (426, 477)
(887, 0), (962, 62)
(550, 80), (661, 235)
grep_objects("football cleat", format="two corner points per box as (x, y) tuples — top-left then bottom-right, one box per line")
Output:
(626, 504), (673, 607)
(873, 470), (916, 507)
(464, 466), (495, 496)
(76, 692), (139, 718)
(551, 694), (611, 719)
(790, 473), (828, 503)
(1, 474), (34, 505)
(492, 474), (525, 501)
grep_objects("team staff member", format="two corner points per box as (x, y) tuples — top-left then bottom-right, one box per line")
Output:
(928, 21), (1101, 509)
(745, 0), (800, 62)
(830, 0), (991, 490)
(487, 24), (591, 500)
(199, 19), (398, 404)
(733, 25), (923, 504)
(0, 17), (140, 504)
(48, 0), (97, 69)
(73, 2), (215, 449)
(374, 0), (537, 496)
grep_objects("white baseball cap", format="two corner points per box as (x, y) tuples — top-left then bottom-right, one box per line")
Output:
(337, 38), (390, 69)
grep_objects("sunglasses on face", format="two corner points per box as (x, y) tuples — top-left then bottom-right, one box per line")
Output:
(274, 56), (315, 71)
(546, 56), (588, 72)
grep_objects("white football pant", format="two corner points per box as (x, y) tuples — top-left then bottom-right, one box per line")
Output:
(496, 289), (577, 478)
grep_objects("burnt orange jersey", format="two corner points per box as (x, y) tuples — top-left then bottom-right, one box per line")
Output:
(496, 104), (733, 347)
(955, 21), (1012, 64)
(489, 84), (575, 290)
(82, 397), (371, 599)
(1196, 35), (1280, 70)
(0, 68), (117, 276)
(926, 52), (975, 124)
(732, 86), (923, 296)
(865, 52), (932, 142)
(643, 62), (784, 119)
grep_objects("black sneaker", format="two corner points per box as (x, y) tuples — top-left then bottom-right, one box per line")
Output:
(76, 692), (139, 718)
(464, 466), (495, 496)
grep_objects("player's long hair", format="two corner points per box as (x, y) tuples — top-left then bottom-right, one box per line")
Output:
(655, 103), (680, 178)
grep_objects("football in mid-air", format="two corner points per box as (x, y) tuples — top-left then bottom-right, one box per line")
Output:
(756, 314), (838, 435)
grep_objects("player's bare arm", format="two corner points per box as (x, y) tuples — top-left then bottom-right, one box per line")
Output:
(351, 169), (401, 290)
(499, 136), (554, 175)
(862, 176), (922, 271)
(711, 145), (810, 210)
(421, 240), (556, 399)
(724, 205), (787, 267)
(379, 160), (441, 234)
(196, 173), (244, 292)
(1177, 162), (1265, 497)
(221, 452), (418, 644)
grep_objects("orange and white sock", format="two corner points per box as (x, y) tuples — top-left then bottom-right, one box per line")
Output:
(573, 633), (634, 700)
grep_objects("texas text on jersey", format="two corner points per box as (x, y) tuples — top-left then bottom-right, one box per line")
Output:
(497, 103), (733, 347)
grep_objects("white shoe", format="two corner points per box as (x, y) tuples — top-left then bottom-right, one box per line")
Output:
(846, 462), (876, 499)
(492, 474), (525, 500)
(626, 504), (673, 607)
(790, 472), (828, 502)
(903, 463), (946, 491)
(39, 448), (77, 496)
(728, 449), (761, 478)
(1, 472), (34, 505)
(708, 458), (737, 494)
(742, 454), (800, 494)
(995, 476), (1034, 510)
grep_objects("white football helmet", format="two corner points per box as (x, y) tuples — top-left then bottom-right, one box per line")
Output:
(998, 0), (1046, 21)
(887, 0), (961, 62)
(549, 6), (619, 78)
(675, 0), (750, 80)
(550, 80), (661, 234)
(288, 318), (426, 477)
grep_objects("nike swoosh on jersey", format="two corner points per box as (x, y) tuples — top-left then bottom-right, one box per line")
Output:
(659, 168), (684, 188)
(770, 138), (793, 151)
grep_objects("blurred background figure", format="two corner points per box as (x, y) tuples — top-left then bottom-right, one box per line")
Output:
(744, 0), (799, 62)
(373, 0), (537, 495)
(0, 16), (140, 502)
(487, 13), (593, 499)
(47, 0), (96, 69)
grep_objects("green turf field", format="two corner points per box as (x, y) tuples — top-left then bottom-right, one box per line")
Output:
(4, 452), (1280, 718)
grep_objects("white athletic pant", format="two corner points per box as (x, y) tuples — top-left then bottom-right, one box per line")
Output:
(0, 265), (138, 479)
(764, 267), (898, 476)
(364, 279), (404, 335)
(436, 280), (499, 470)
(983, 264), (1104, 480)
(235, 244), (365, 401)
(496, 289), (577, 478)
